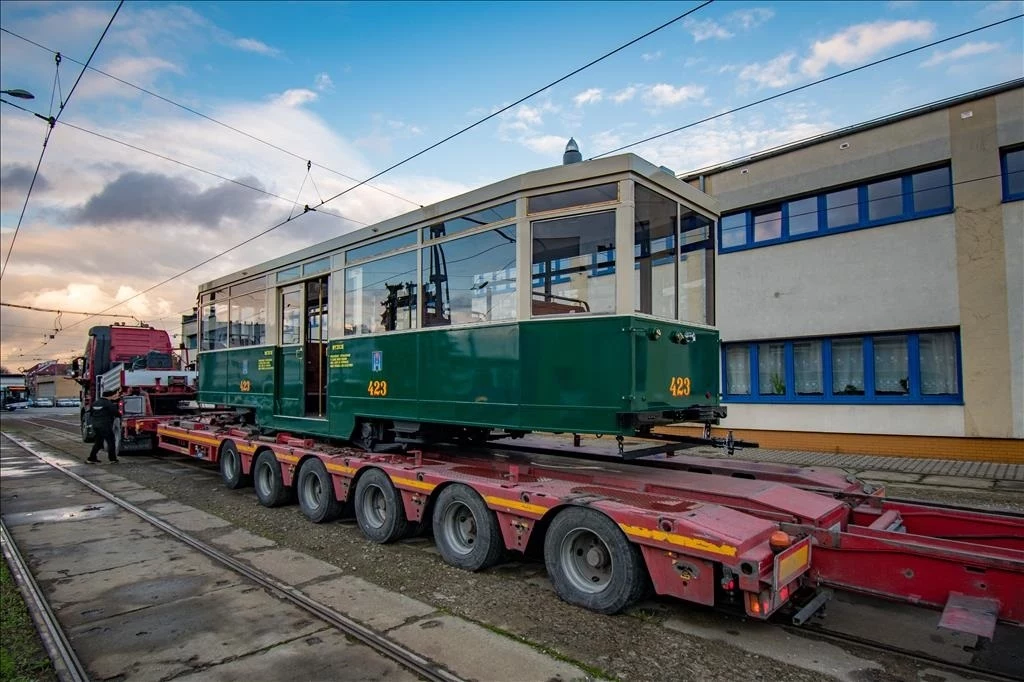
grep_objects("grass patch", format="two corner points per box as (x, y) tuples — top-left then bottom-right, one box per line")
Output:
(1, 556), (56, 682)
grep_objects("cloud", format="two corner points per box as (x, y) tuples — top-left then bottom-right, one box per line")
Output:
(522, 135), (569, 156)
(922, 41), (1000, 67)
(1, 165), (51, 210)
(272, 89), (318, 107)
(232, 37), (280, 56)
(643, 83), (705, 107)
(72, 171), (270, 229)
(611, 86), (638, 104)
(886, 0), (918, 9)
(738, 53), (799, 90)
(731, 8), (774, 30)
(315, 73), (334, 92)
(76, 55), (183, 99)
(801, 20), (935, 77)
(641, 51), (663, 62)
(683, 17), (733, 42)
(573, 88), (603, 107)
(979, 1), (1024, 17)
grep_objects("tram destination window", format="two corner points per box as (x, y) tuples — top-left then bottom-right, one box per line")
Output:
(422, 226), (517, 327)
(229, 291), (267, 346)
(634, 185), (677, 319)
(345, 250), (418, 334)
(528, 183), (617, 214)
(345, 231), (417, 264)
(424, 201), (515, 241)
(532, 211), (615, 316)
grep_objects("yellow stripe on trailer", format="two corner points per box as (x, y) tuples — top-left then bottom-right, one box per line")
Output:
(483, 495), (548, 516)
(391, 476), (436, 492)
(619, 523), (738, 558)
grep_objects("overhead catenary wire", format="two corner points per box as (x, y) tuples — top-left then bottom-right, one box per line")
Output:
(0, 302), (138, 318)
(592, 14), (1024, 158)
(7, 0), (716, 344)
(0, 1), (124, 281)
(0, 26), (424, 209)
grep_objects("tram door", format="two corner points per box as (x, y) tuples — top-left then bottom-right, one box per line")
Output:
(275, 277), (330, 419)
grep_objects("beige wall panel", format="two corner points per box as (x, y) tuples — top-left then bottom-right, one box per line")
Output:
(722, 403), (965, 436)
(1003, 201), (1024, 437)
(950, 97), (1014, 437)
(716, 215), (960, 340)
(995, 89), (1024, 147)
(708, 111), (951, 210)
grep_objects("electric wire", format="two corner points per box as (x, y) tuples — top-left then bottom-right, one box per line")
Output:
(0, 26), (423, 209)
(0, 302), (138, 318)
(0, 1), (124, 280)
(592, 14), (1024, 158)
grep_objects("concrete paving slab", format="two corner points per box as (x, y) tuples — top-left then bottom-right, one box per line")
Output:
(46, 551), (244, 627)
(118, 488), (168, 503)
(100, 479), (146, 492)
(994, 480), (1024, 491)
(1, 489), (105, 515)
(175, 629), (420, 682)
(238, 547), (340, 585)
(66, 583), (326, 682)
(206, 527), (277, 553)
(145, 500), (201, 515)
(301, 575), (437, 632)
(919, 475), (995, 489)
(854, 470), (922, 483)
(160, 509), (233, 532)
(3, 502), (119, 527)
(662, 614), (881, 682)
(389, 615), (587, 682)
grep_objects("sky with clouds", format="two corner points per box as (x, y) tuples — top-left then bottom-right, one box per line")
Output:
(0, 0), (1021, 368)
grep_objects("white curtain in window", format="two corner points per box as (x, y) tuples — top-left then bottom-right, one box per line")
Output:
(832, 338), (864, 394)
(874, 336), (909, 394)
(920, 332), (958, 394)
(758, 342), (786, 395)
(725, 346), (750, 395)
(794, 340), (823, 395)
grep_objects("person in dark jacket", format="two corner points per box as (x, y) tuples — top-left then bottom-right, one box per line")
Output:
(86, 391), (120, 463)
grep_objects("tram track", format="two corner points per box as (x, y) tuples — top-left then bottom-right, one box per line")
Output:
(7, 418), (1024, 681)
(1, 429), (464, 682)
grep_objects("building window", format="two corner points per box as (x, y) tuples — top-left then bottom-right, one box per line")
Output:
(719, 164), (953, 252)
(1002, 146), (1024, 202)
(722, 329), (961, 404)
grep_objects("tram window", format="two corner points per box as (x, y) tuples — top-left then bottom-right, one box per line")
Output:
(634, 185), (677, 319)
(423, 201), (516, 241)
(303, 258), (330, 277)
(281, 289), (302, 345)
(422, 226), (517, 327)
(679, 211), (711, 325)
(528, 183), (617, 214)
(277, 266), (301, 283)
(200, 303), (228, 350)
(532, 211), (615, 316)
(345, 250), (418, 335)
(229, 292), (266, 347)
(230, 278), (264, 297)
(345, 231), (417, 264)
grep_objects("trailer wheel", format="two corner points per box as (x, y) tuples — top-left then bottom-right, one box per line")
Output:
(544, 507), (647, 614)
(253, 450), (293, 507)
(433, 484), (504, 571)
(353, 468), (408, 543)
(219, 441), (250, 490)
(298, 459), (342, 523)
(81, 411), (95, 443)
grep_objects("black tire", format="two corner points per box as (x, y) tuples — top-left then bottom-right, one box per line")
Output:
(81, 411), (95, 443)
(219, 441), (250, 490)
(432, 484), (504, 571)
(544, 506), (647, 614)
(252, 450), (293, 507)
(297, 459), (343, 523)
(353, 468), (408, 543)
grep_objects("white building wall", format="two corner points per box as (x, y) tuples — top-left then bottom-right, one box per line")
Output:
(724, 403), (965, 437)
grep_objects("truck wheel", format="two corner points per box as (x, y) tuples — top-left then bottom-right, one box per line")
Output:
(253, 450), (293, 507)
(433, 484), (504, 571)
(81, 412), (95, 443)
(544, 507), (647, 614)
(219, 441), (250, 490)
(353, 468), (408, 543)
(298, 459), (343, 523)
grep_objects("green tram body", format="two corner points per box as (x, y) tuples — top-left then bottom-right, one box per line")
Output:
(197, 153), (725, 444)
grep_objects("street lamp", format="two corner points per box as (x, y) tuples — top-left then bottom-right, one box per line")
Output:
(0, 89), (35, 100)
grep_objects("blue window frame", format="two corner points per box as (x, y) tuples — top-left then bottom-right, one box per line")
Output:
(1002, 146), (1024, 202)
(722, 329), (962, 405)
(718, 164), (954, 253)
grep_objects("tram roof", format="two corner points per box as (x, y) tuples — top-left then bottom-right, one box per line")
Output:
(200, 152), (718, 293)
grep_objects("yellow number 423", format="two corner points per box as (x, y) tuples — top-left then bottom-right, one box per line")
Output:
(669, 376), (691, 397)
(367, 380), (388, 397)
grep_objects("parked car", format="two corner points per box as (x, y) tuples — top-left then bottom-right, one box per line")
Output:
(32, 398), (55, 408)
(4, 400), (30, 411)
(56, 398), (81, 407)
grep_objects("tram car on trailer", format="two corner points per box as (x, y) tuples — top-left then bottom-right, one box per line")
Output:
(197, 149), (724, 448)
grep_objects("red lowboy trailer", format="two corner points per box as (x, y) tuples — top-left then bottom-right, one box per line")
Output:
(155, 419), (1024, 638)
